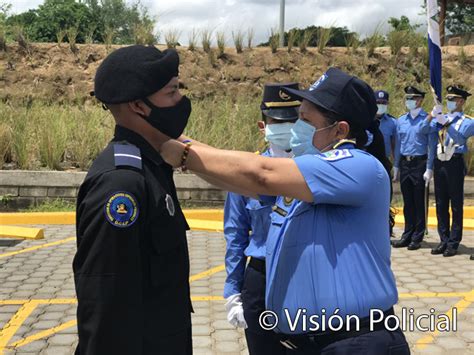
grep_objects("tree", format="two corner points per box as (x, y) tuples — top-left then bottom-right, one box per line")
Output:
(445, 3), (474, 35)
(388, 16), (421, 32)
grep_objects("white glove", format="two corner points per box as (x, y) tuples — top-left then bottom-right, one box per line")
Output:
(392, 167), (399, 182)
(423, 169), (433, 187)
(225, 294), (247, 329)
(432, 105), (448, 125)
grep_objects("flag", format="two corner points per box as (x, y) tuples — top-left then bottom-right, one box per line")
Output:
(427, 0), (442, 104)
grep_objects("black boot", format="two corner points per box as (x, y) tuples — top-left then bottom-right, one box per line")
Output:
(431, 243), (447, 255)
(391, 237), (411, 248)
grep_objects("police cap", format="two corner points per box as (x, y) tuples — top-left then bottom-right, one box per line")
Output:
(261, 83), (300, 121)
(93, 45), (179, 104)
(404, 86), (426, 99)
(446, 85), (471, 100)
(375, 90), (389, 102)
(282, 67), (377, 129)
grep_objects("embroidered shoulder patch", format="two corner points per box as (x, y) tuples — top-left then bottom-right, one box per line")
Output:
(320, 149), (353, 161)
(104, 192), (139, 228)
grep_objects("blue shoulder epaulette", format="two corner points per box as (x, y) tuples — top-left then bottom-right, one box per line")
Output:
(113, 143), (142, 170)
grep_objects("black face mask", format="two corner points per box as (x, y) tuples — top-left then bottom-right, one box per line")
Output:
(141, 96), (192, 139)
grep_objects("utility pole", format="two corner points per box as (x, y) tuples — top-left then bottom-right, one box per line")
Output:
(279, 0), (285, 47)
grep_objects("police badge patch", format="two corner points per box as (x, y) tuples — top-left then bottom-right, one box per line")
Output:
(104, 192), (139, 228)
(320, 149), (353, 162)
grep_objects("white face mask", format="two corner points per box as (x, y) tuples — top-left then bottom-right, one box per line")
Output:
(447, 100), (457, 113)
(377, 104), (388, 115)
(405, 99), (417, 111)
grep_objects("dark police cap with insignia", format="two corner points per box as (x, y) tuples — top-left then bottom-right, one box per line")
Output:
(282, 68), (377, 129)
(93, 45), (179, 105)
(404, 86), (426, 99)
(261, 83), (300, 121)
(446, 85), (471, 100)
(375, 90), (389, 102)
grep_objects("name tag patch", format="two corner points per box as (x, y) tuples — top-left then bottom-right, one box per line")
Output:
(104, 192), (139, 228)
(320, 149), (353, 161)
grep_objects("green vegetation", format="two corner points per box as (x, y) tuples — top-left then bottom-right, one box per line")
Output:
(23, 198), (75, 212)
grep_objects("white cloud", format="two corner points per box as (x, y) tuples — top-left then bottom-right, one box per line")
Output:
(10, 0), (428, 44)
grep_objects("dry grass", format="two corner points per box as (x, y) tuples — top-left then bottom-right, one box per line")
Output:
(232, 30), (244, 54)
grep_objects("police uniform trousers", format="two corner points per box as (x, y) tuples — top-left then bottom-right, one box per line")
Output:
(434, 154), (466, 250)
(241, 258), (288, 355)
(399, 156), (427, 243)
(280, 328), (410, 355)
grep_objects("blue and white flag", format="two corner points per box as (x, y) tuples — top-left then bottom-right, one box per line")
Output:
(427, 0), (442, 104)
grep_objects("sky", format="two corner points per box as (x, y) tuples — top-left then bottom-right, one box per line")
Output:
(9, 0), (428, 44)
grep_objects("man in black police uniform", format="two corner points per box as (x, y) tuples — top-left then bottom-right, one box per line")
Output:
(73, 45), (193, 355)
(430, 85), (473, 257)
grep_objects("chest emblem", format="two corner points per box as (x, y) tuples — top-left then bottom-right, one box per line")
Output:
(165, 194), (175, 217)
(104, 192), (139, 228)
(283, 196), (294, 206)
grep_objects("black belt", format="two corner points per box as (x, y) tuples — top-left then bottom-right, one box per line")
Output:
(248, 257), (265, 273)
(279, 307), (396, 351)
(401, 154), (427, 162)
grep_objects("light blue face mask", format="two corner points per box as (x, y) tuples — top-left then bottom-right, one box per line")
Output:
(405, 99), (417, 111)
(264, 122), (294, 151)
(377, 104), (388, 115)
(290, 119), (335, 157)
(447, 100), (457, 112)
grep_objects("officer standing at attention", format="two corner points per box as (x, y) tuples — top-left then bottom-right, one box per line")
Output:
(158, 68), (409, 354)
(224, 83), (299, 354)
(375, 90), (397, 160)
(392, 86), (436, 250)
(429, 85), (473, 257)
(74, 45), (193, 355)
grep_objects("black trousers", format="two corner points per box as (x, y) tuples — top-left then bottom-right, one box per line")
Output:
(400, 158), (427, 243)
(241, 259), (288, 355)
(286, 328), (410, 355)
(434, 156), (466, 249)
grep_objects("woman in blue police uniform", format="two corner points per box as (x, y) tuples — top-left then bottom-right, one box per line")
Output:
(158, 68), (409, 354)
(375, 90), (397, 161)
(429, 85), (473, 257)
(74, 46), (193, 355)
(392, 86), (437, 250)
(224, 83), (299, 354)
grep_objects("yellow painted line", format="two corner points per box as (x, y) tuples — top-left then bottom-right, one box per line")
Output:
(191, 296), (224, 301)
(183, 209), (223, 221)
(8, 319), (77, 349)
(394, 215), (474, 230)
(0, 226), (44, 240)
(0, 300), (39, 354)
(0, 237), (75, 259)
(189, 264), (225, 282)
(415, 290), (474, 349)
(9, 296), (226, 350)
(0, 212), (75, 225)
(186, 219), (223, 232)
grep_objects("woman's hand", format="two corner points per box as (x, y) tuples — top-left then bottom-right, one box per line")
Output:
(160, 140), (185, 168)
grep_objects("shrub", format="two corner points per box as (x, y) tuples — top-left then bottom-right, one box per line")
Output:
(232, 30), (244, 54)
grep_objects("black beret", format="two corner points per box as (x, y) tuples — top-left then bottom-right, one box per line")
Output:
(283, 67), (377, 130)
(446, 85), (471, 100)
(404, 86), (426, 98)
(261, 83), (300, 121)
(94, 45), (179, 104)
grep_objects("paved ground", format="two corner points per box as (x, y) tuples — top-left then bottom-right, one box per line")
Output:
(0, 225), (473, 354)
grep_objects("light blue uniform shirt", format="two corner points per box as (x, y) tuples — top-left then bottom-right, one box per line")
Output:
(378, 113), (397, 158)
(265, 144), (398, 334)
(223, 150), (275, 298)
(430, 112), (474, 155)
(394, 109), (437, 169)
